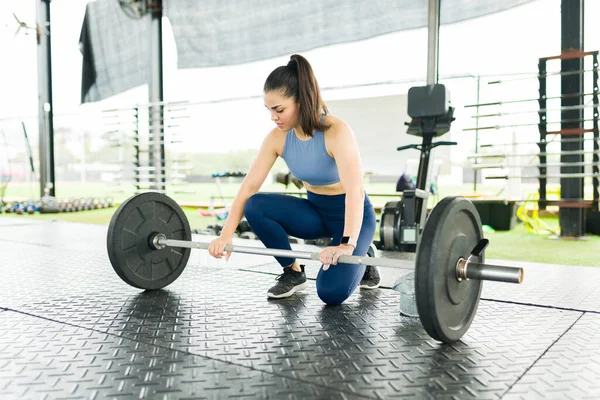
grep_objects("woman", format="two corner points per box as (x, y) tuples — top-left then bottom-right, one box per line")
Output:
(208, 54), (378, 305)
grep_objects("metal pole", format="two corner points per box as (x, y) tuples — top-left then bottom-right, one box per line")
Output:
(560, 0), (585, 237)
(149, 0), (165, 192)
(413, 0), (441, 225)
(36, 0), (55, 197)
(592, 52), (599, 211)
(426, 0), (440, 85)
(474, 75), (481, 192)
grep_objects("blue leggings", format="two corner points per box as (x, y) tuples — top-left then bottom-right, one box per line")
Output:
(243, 191), (377, 305)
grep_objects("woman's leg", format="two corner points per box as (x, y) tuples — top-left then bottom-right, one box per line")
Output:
(315, 199), (377, 306)
(243, 193), (329, 267)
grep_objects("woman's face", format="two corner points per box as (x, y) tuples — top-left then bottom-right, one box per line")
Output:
(264, 90), (299, 132)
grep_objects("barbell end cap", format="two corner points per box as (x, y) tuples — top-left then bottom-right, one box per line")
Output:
(149, 233), (167, 250)
(518, 268), (524, 284)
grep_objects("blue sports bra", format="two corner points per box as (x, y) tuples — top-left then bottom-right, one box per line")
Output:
(281, 118), (340, 186)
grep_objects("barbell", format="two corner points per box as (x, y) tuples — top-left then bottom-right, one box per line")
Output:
(106, 192), (524, 344)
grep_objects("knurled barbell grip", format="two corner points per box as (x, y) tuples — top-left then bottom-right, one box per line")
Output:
(157, 237), (405, 269)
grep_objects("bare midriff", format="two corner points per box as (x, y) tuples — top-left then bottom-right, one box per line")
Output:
(303, 181), (346, 196)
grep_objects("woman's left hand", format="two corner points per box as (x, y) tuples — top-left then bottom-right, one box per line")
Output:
(320, 244), (354, 270)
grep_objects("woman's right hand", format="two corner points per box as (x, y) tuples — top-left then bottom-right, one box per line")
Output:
(208, 235), (233, 261)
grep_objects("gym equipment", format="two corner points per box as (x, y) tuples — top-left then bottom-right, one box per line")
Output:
(106, 192), (524, 344)
(275, 170), (304, 189)
(586, 211), (600, 235)
(415, 196), (486, 343)
(107, 192), (192, 290)
(304, 237), (332, 247)
(516, 192), (559, 235)
(239, 231), (257, 240)
(378, 84), (457, 252)
(200, 170), (247, 219)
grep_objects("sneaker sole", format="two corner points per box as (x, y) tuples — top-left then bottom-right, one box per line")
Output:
(267, 281), (309, 299)
(359, 282), (381, 289)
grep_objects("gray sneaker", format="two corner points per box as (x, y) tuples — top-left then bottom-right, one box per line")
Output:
(267, 265), (308, 298)
(360, 265), (381, 289)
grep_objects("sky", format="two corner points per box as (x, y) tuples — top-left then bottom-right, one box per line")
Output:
(0, 0), (599, 159)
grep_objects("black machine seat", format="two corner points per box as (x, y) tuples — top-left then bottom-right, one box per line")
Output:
(407, 84), (451, 118)
(406, 84), (455, 138)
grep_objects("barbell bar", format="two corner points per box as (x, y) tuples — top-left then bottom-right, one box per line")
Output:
(468, 150), (600, 158)
(479, 137), (599, 146)
(471, 162), (595, 169)
(471, 104), (600, 119)
(150, 234), (523, 284)
(487, 67), (600, 84)
(486, 172), (599, 180)
(464, 91), (598, 108)
(463, 119), (600, 132)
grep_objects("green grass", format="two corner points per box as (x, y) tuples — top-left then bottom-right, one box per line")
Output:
(0, 180), (513, 206)
(2, 181), (599, 267)
(483, 218), (600, 267)
(0, 206), (217, 232)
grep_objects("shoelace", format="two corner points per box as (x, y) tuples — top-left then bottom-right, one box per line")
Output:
(275, 270), (291, 281)
(275, 267), (301, 281)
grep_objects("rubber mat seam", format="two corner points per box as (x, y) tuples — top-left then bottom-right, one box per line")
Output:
(1, 307), (378, 400)
(0, 222), (48, 227)
(481, 297), (600, 314)
(0, 239), (53, 248)
(499, 312), (585, 398)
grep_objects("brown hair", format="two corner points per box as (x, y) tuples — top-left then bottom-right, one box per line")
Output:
(263, 54), (329, 137)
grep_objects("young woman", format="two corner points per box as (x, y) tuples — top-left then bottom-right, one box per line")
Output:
(208, 54), (379, 305)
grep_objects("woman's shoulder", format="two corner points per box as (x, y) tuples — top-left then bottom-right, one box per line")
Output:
(266, 127), (288, 140)
(323, 114), (353, 139)
(263, 127), (288, 154)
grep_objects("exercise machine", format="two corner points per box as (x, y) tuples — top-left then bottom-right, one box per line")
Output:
(378, 84), (456, 252)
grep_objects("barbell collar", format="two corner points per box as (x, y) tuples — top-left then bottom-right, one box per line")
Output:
(152, 233), (167, 250)
(457, 258), (523, 284)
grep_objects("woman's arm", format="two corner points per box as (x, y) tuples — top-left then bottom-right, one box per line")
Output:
(219, 130), (280, 238)
(329, 122), (365, 246)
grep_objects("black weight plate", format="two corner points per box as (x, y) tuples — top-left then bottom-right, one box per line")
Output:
(415, 196), (483, 344)
(107, 192), (191, 290)
(379, 200), (402, 250)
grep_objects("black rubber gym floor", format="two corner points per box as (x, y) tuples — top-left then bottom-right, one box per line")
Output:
(1, 218), (599, 399)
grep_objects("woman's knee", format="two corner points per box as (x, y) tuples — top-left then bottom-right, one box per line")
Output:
(243, 193), (267, 219)
(316, 280), (353, 305)
(316, 264), (365, 305)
